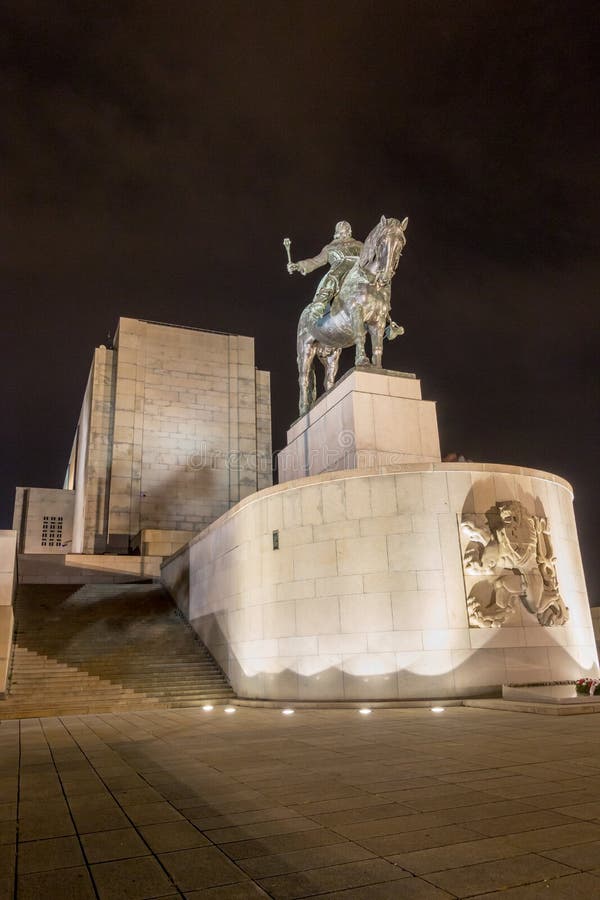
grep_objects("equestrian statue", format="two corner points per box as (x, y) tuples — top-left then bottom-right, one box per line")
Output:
(285, 215), (408, 416)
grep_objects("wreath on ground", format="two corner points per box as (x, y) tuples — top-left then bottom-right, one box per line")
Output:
(575, 677), (600, 696)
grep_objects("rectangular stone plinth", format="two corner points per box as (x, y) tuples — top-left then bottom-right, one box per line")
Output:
(277, 367), (441, 482)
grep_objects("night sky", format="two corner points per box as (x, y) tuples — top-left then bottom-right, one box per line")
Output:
(2, 2), (599, 601)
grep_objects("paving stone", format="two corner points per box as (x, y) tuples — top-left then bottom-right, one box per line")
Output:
(388, 834), (522, 874)
(425, 852), (576, 896)
(344, 805), (496, 837)
(125, 801), (184, 826)
(363, 777), (437, 794)
(204, 817), (321, 844)
(0, 821), (17, 845)
(468, 872), (600, 898)
(0, 777), (18, 801)
(102, 774), (148, 792)
(18, 835), (84, 874)
(503, 821), (600, 851)
(139, 820), (210, 852)
(18, 797), (75, 841)
(158, 846), (246, 891)
(0, 803), (16, 822)
(540, 839), (600, 869)
(0, 843), (15, 898)
(17, 865), (96, 900)
(428, 800), (545, 825)
(357, 824), (480, 856)
(239, 839), (375, 878)
(189, 806), (297, 831)
(313, 878), (454, 898)
(18, 777), (63, 801)
(69, 799), (131, 834)
(61, 778), (107, 799)
(113, 786), (164, 807)
(258, 857), (411, 899)
(81, 827), (150, 863)
(221, 828), (347, 860)
(184, 883), (270, 898)
(467, 811), (578, 838)
(289, 795), (397, 818)
(91, 855), (175, 899)
(7, 707), (600, 899)
(312, 802), (414, 827)
(555, 801), (600, 820)
(519, 789), (600, 810)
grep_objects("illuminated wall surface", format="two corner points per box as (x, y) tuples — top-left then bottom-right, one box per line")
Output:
(162, 463), (599, 700)
(14, 318), (272, 556)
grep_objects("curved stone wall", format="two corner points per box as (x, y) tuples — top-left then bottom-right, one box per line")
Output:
(161, 463), (598, 700)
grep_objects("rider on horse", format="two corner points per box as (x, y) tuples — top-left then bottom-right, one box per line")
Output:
(288, 221), (363, 322)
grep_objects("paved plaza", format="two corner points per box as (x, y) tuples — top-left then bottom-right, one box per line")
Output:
(2, 705), (600, 899)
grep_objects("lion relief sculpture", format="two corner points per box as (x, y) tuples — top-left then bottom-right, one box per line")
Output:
(460, 500), (569, 628)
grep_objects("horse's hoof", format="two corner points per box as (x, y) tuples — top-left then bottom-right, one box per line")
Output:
(355, 358), (370, 368)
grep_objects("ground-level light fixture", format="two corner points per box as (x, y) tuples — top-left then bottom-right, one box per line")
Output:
(282, 708), (295, 715)
(359, 708), (372, 715)
(202, 704), (214, 712)
(431, 706), (445, 713)
(224, 706), (236, 714)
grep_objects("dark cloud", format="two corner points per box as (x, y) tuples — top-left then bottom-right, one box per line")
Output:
(1, 0), (599, 597)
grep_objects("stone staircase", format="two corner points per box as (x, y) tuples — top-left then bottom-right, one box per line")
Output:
(0, 583), (234, 718)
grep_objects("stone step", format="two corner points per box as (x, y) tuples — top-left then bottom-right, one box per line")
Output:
(10, 680), (232, 697)
(13, 672), (225, 683)
(13, 646), (215, 658)
(12, 661), (218, 670)
(10, 669), (228, 681)
(13, 643), (212, 652)
(9, 684), (233, 697)
(6, 583), (234, 715)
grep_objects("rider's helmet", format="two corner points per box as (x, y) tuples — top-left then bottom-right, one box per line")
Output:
(334, 221), (352, 239)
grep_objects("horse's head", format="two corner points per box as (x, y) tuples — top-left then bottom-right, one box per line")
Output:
(359, 215), (408, 286)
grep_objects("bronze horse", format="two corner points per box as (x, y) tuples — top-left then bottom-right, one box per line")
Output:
(296, 216), (408, 415)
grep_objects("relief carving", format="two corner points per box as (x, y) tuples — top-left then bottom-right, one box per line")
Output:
(460, 500), (569, 628)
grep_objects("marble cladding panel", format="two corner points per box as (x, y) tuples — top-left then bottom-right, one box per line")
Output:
(162, 464), (598, 700)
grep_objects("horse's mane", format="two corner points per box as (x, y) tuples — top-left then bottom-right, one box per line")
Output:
(358, 218), (403, 268)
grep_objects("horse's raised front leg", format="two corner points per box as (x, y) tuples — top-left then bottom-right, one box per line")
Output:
(350, 306), (369, 367)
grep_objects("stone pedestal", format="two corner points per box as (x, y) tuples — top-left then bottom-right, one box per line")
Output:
(277, 367), (441, 483)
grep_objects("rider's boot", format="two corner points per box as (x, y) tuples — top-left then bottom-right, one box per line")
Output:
(308, 288), (333, 323)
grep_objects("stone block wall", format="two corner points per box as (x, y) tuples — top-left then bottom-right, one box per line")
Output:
(162, 463), (598, 701)
(105, 319), (271, 550)
(69, 346), (115, 553)
(13, 488), (75, 554)
(0, 531), (17, 696)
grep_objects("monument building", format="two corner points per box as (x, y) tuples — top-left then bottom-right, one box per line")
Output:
(6, 217), (599, 706)
(13, 317), (272, 558)
(161, 216), (599, 701)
